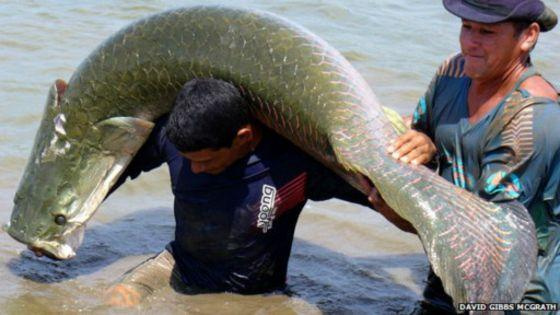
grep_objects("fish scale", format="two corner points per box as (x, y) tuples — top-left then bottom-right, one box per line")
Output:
(8, 6), (536, 311)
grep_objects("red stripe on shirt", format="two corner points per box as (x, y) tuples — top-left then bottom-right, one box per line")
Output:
(274, 173), (307, 217)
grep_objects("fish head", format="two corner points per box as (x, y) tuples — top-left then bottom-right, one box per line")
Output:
(7, 79), (154, 260)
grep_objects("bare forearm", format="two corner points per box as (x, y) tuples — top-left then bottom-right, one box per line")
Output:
(358, 175), (417, 234)
(368, 190), (417, 234)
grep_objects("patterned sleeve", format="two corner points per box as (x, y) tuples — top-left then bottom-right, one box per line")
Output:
(411, 75), (437, 139)
(411, 53), (464, 141)
(475, 99), (560, 208)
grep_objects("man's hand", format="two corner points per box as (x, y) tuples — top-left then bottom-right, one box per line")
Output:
(388, 130), (436, 165)
(368, 187), (417, 234)
(104, 284), (142, 308)
(358, 176), (417, 234)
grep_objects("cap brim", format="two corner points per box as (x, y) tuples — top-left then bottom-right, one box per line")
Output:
(538, 6), (558, 32)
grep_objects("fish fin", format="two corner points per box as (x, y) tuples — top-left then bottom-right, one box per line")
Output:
(95, 117), (155, 155)
(382, 106), (408, 136)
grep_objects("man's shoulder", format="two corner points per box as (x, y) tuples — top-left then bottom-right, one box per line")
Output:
(255, 130), (328, 177)
(426, 53), (469, 106)
(435, 53), (467, 79)
(498, 97), (560, 155)
(258, 130), (310, 162)
(520, 76), (559, 101)
(421, 53), (470, 123)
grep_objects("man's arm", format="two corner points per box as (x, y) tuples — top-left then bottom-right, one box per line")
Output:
(306, 159), (417, 234)
(356, 175), (417, 234)
(368, 187), (417, 234)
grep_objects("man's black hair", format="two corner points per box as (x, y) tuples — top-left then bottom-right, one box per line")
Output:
(512, 19), (533, 37)
(165, 78), (251, 152)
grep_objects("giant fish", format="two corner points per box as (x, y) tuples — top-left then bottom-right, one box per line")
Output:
(7, 6), (537, 309)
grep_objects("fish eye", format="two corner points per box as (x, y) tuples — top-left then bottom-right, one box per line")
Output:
(54, 215), (67, 225)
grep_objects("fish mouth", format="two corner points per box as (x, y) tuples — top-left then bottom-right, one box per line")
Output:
(7, 223), (85, 260)
(27, 245), (65, 260)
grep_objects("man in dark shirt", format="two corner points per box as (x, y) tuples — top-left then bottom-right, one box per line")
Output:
(105, 78), (378, 306)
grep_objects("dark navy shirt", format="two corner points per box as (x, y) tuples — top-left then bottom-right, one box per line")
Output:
(112, 116), (370, 293)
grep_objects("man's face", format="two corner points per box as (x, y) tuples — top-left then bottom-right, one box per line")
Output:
(181, 146), (242, 175)
(460, 19), (525, 80)
(180, 124), (258, 175)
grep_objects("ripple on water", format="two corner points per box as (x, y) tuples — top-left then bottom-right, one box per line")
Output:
(317, 3), (353, 20)
(0, 39), (42, 52)
(342, 50), (370, 62)
(0, 83), (43, 96)
(0, 157), (26, 188)
(0, 114), (42, 127)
